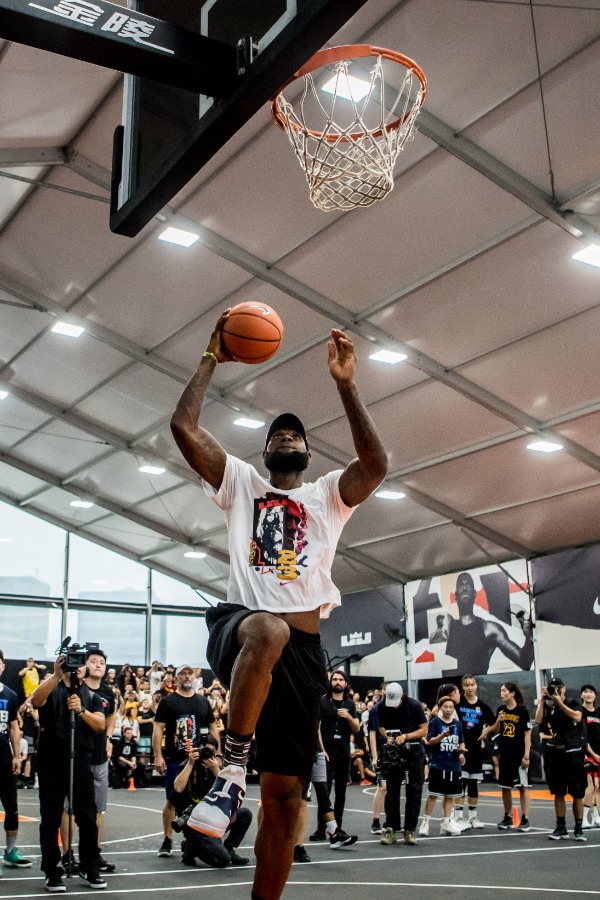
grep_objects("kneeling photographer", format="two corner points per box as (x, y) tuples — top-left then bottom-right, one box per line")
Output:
(30, 642), (107, 892)
(377, 683), (428, 846)
(169, 733), (252, 869)
(536, 677), (587, 841)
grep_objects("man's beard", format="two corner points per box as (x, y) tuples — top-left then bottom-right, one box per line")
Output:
(264, 449), (309, 474)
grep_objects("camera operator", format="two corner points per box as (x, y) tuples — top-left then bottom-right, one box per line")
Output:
(30, 654), (107, 892)
(169, 736), (252, 868)
(377, 682), (428, 846)
(536, 678), (587, 841)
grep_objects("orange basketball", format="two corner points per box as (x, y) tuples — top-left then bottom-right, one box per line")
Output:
(222, 302), (283, 364)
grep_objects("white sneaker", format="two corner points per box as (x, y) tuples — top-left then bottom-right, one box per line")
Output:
(459, 820), (472, 831)
(187, 764), (246, 838)
(592, 811), (600, 828)
(418, 818), (429, 836)
(469, 815), (485, 829)
(440, 818), (462, 835)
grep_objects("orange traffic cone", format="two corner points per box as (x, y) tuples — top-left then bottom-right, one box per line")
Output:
(512, 806), (520, 828)
(128, 776), (136, 791)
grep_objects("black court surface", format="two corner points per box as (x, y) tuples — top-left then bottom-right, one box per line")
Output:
(3, 785), (600, 899)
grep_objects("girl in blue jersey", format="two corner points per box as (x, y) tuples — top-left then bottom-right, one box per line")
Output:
(419, 696), (466, 836)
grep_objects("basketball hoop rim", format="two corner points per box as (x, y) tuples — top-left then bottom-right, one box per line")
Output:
(271, 44), (427, 141)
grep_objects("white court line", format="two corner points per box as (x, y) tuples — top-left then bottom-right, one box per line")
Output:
(285, 882), (600, 895)
(4, 834), (599, 886)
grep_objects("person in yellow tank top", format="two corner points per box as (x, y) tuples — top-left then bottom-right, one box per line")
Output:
(18, 659), (47, 698)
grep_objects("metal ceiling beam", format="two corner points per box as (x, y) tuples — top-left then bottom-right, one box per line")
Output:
(399, 484), (532, 560)
(417, 108), (598, 243)
(0, 447), (230, 567)
(0, 487), (226, 600)
(0, 146), (66, 167)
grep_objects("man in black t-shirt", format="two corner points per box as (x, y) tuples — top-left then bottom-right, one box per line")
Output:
(30, 655), (107, 892)
(314, 671), (360, 837)
(377, 682), (427, 846)
(536, 678), (587, 841)
(153, 665), (218, 857)
(84, 650), (116, 874)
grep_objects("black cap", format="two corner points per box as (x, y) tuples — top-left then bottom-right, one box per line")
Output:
(549, 677), (564, 686)
(265, 413), (307, 450)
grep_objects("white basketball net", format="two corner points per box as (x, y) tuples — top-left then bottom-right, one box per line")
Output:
(276, 56), (425, 212)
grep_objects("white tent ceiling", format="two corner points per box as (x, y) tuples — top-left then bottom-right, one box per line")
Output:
(1, 0), (600, 602)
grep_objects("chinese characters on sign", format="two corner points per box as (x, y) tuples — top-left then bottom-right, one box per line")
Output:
(28, 0), (175, 54)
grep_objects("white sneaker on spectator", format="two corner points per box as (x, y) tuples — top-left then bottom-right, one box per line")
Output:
(469, 815), (485, 829)
(418, 817), (429, 836)
(440, 818), (462, 835)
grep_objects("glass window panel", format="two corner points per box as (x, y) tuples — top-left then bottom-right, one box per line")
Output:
(65, 607), (146, 665)
(150, 614), (209, 669)
(151, 571), (215, 608)
(0, 500), (65, 598)
(68, 535), (148, 603)
(0, 602), (63, 661)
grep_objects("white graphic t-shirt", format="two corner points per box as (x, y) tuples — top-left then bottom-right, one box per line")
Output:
(204, 454), (355, 616)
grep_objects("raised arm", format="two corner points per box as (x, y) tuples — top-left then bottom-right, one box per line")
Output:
(328, 329), (388, 507)
(170, 311), (234, 490)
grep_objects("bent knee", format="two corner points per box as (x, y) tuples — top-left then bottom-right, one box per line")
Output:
(239, 613), (290, 656)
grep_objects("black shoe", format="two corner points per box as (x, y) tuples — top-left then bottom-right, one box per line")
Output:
(61, 850), (79, 875)
(181, 851), (196, 867)
(293, 845), (311, 862)
(309, 829), (326, 842)
(158, 837), (172, 857)
(79, 868), (107, 889)
(574, 826), (587, 842)
(517, 816), (531, 833)
(45, 871), (66, 893)
(97, 855), (115, 873)
(228, 849), (250, 866)
(329, 828), (358, 849)
(548, 825), (569, 841)
(497, 814), (513, 830)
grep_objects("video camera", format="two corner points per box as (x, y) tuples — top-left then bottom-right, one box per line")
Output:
(57, 636), (99, 672)
(378, 729), (410, 776)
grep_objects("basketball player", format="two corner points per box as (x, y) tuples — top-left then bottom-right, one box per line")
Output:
(170, 312), (387, 900)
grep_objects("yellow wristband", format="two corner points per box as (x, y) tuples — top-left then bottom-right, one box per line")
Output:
(203, 351), (218, 364)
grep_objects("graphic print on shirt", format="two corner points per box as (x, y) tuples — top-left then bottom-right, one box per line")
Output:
(0, 697), (10, 739)
(174, 714), (197, 752)
(249, 492), (308, 583)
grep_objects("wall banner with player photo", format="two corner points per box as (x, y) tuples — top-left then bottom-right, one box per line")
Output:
(405, 561), (533, 679)
(531, 545), (600, 668)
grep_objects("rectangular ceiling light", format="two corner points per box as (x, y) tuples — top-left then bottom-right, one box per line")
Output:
(70, 499), (94, 508)
(572, 243), (600, 268)
(139, 464), (166, 475)
(527, 440), (563, 453)
(234, 417), (265, 429)
(369, 349), (408, 365)
(184, 550), (207, 559)
(375, 489), (406, 500)
(52, 322), (84, 338)
(0, 390), (8, 400)
(322, 73), (371, 101)
(158, 226), (200, 247)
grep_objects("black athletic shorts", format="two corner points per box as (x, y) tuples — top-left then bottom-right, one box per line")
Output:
(206, 602), (328, 782)
(546, 750), (587, 799)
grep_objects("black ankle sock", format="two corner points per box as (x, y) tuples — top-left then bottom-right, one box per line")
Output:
(223, 729), (253, 767)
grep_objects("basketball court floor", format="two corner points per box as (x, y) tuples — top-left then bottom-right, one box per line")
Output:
(3, 784), (599, 899)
